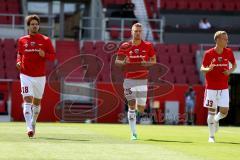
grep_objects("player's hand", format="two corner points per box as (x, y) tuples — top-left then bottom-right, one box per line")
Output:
(124, 56), (130, 64)
(39, 49), (45, 57)
(208, 62), (215, 72)
(223, 69), (231, 75)
(16, 62), (21, 70)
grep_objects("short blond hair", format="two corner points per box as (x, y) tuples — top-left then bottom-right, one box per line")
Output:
(214, 31), (227, 41)
(132, 23), (142, 30)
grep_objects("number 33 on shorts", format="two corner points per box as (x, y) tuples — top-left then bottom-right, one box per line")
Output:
(125, 88), (132, 96)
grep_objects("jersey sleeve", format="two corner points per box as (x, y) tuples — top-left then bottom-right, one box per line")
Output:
(229, 50), (236, 65)
(16, 39), (23, 63)
(148, 43), (155, 57)
(44, 38), (55, 61)
(116, 43), (129, 56)
(202, 51), (211, 67)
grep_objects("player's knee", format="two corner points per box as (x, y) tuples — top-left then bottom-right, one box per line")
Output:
(23, 96), (33, 103)
(128, 99), (136, 110)
(137, 105), (145, 113)
(33, 98), (41, 106)
(220, 108), (229, 116)
(208, 108), (216, 115)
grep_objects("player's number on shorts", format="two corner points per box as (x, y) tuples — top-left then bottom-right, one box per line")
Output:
(22, 87), (29, 93)
(206, 100), (213, 107)
(125, 88), (132, 96)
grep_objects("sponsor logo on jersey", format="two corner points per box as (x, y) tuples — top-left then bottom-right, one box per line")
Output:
(25, 49), (40, 53)
(30, 41), (36, 46)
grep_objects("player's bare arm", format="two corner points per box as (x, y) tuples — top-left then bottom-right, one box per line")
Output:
(141, 55), (156, 67)
(115, 54), (128, 66)
(223, 63), (237, 75)
(200, 62), (215, 73)
(38, 49), (45, 58)
(16, 62), (21, 70)
(16, 53), (22, 70)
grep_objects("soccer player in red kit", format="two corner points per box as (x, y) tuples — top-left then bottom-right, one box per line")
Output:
(16, 15), (55, 138)
(115, 23), (156, 140)
(200, 31), (237, 143)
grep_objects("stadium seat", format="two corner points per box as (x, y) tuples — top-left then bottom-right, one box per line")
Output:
(0, 16), (9, 24)
(212, 0), (223, 11)
(188, 0), (200, 10)
(5, 70), (18, 79)
(172, 65), (185, 74)
(4, 48), (17, 60)
(177, 0), (188, 10)
(170, 55), (182, 64)
(200, 0), (213, 11)
(163, 72), (175, 83)
(187, 75), (200, 84)
(124, 26), (131, 39)
(109, 26), (120, 39)
(3, 38), (16, 49)
(82, 41), (95, 54)
(190, 44), (199, 53)
(175, 75), (187, 84)
(157, 54), (170, 66)
(182, 56), (194, 65)
(95, 41), (105, 51)
(0, 70), (5, 79)
(179, 44), (190, 54)
(165, 0), (177, 10)
(185, 65), (197, 75)
(0, 99), (6, 113)
(155, 43), (168, 54)
(167, 44), (178, 54)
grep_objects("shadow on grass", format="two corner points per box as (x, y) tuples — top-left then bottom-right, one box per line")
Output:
(38, 137), (90, 142)
(217, 141), (240, 145)
(144, 139), (193, 144)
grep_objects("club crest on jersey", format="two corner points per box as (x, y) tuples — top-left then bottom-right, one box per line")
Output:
(24, 43), (28, 48)
(218, 57), (223, 62)
(30, 41), (36, 46)
(134, 49), (139, 54)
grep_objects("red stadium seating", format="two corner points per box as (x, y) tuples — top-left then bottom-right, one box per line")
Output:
(187, 74), (200, 84)
(175, 75), (187, 84)
(172, 65), (185, 74)
(0, 99), (6, 113)
(179, 44), (190, 54)
(163, 72), (175, 83)
(177, 0), (188, 10)
(155, 43), (168, 54)
(109, 26), (120, 40)
(167, 44), (178, 54)
(170, 55), (182, 64)
(185, 65), (197, 75)
(82, 41), (95, 54)
(157, 54), (170, 66)
(182, 56), (194, 65)
(3, 38), (16, 49)
(0, 70), (5, 79)
(156, 0), (239, 12)
(200, 0), (213, 11)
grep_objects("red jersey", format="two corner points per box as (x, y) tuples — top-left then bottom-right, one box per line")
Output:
(116, 40), (155, 79)
(17, 33), (55, 77)
(202, 48), (236, 90)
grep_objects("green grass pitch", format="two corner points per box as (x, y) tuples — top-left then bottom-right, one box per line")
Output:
(0, 122), (239, 160)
